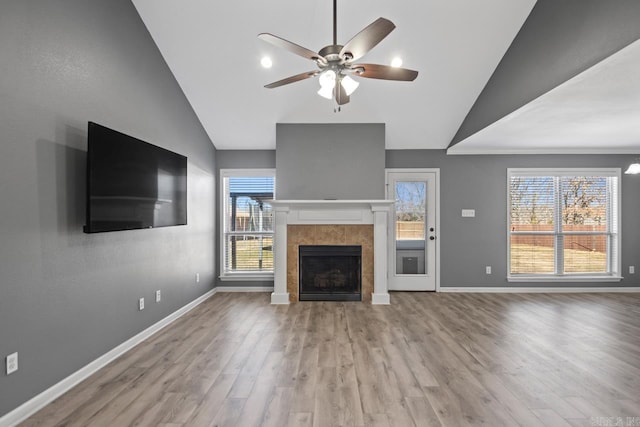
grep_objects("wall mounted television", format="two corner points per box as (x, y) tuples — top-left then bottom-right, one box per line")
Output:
(84, 122), (187, 233)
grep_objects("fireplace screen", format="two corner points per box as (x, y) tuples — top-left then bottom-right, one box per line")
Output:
(299, 245), (361, 301)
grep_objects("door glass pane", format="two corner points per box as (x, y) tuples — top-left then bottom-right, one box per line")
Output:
(395, 181), (426, 275)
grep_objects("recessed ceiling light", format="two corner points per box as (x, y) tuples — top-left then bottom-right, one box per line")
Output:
(260, 56), (273, 68)
(391, 57), (403, 68)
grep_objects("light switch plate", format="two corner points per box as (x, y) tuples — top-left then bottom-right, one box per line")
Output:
(6, 352), (18, 375)
(461, 209), (475, 218)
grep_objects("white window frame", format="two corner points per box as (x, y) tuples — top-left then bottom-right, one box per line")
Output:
(507, 168), (622, 282)
(219, 169), (276, 281)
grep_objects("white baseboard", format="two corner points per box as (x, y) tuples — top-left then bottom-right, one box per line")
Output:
(0, 288), (217, 427)
(439, 287), (640, 293)
(216, 286), (274, 292)
(372, 293), (391, 304)
(270, 292), (290, 304)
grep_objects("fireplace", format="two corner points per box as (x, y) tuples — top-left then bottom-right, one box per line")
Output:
(299, 245), (362, 301)
(269, 200), (393, 305)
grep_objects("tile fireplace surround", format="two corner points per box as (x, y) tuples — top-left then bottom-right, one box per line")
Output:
(270, 200), (394, 305)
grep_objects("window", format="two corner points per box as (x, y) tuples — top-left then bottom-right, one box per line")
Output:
(507, 168), (620, 281)
(220, 169), (275, 280)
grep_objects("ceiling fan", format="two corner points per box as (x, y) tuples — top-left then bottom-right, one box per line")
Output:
(258, 0), (418, 110)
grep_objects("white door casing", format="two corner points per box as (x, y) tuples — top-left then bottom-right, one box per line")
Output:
(386, 169), (440, 291)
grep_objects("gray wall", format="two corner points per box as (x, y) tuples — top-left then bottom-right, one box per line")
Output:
(215, 148), (640, 290)
(0, 0), (216, 417)
(387, 150), (640, 288)
(276, 124), (385, 200)
(216, 150), (277, 171)
(451, 0), (640, 147)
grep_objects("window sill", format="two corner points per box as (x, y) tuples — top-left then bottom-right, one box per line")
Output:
(508, 275), (623, 283)
(219, 273), (274, 282)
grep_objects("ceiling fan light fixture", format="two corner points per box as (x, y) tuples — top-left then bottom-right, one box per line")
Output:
(317, 84), (334, 99)
(259, 0), (418, 109)
(317, 70), (337, 99)
(318, 69), (336, 88)
(340, 75), (359, 96)
(624, 160), (640, 174)
(391, 57), (403, 68)
(260, 56), (273, 68)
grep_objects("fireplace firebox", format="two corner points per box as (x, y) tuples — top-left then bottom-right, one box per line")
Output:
(299, 245), (362, 301)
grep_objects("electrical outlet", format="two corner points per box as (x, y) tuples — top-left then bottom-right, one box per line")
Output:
(139, 298), (145, 311)
(196, 273), (200, 283)
(6, 352), (18, 375)
(630, 266), (635, 274)
(485, 266), (492, 275)
(156, 290), (161, 303)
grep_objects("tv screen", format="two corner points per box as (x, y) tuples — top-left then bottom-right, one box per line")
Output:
(85, 122), (187, 233)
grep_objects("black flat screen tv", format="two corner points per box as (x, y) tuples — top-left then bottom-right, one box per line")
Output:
(84, 122), (187, 233)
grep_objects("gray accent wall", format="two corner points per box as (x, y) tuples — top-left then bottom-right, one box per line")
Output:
(276, 124), (385, 200)
(450, 0), (640, 147)
(0, 0), (216, 417)
(387, 150), (640, 288)
(216, 150), (277, 171)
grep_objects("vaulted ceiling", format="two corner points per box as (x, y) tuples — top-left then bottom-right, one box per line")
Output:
(132, 0), (640, 153)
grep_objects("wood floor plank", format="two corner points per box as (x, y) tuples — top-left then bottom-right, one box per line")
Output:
(258, 350), (284, 379)
(234, 373), (277, 427)
(288, 412), (314, 427)
(46, 366), (148, 427)
(184, 373), (237, 427)
(275, 303), (311, 388)
(336, 341), (365, 426)
(159, 394), (200, 424)
(228, 373), (257, 399)
(100, 362), (189, 427)
(261, 386), (294, 427)
(531, 408), (574, 427)
(289, 342), (319, 413)
(19, 292), (640, 427)
(404, 396), (442, 427)
(363, 413), (391, 427)
(208, 397), (245, 427)
(565, 419), (593, 427)
(122, 391), (183, 427)
(312, 367), (346, 427)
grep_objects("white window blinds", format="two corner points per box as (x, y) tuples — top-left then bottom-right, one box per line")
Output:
(508, 169), (619, 278)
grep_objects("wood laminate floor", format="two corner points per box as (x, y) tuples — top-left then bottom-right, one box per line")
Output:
(22, 292), (640, 427)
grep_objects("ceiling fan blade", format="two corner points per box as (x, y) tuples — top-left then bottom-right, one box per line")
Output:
(335, 83), (350, 105)
(352, 64), (418, 81)
(264, 71), (319, 89)
(258, 33), (326, 64)
(339, 18), (395, 61)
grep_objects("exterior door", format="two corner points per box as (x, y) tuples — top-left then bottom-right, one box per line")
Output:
(386, 170), (439, 291)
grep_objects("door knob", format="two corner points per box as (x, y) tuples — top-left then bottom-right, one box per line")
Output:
(429, 236), (436, 240)
(429, 227), (435, 232)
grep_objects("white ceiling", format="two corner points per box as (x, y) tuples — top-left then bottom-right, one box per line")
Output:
(131, 0), (536, 150)
(449, 38), (640, 154)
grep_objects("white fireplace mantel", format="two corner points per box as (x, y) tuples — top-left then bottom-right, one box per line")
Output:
(270, 199), (394, 305)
